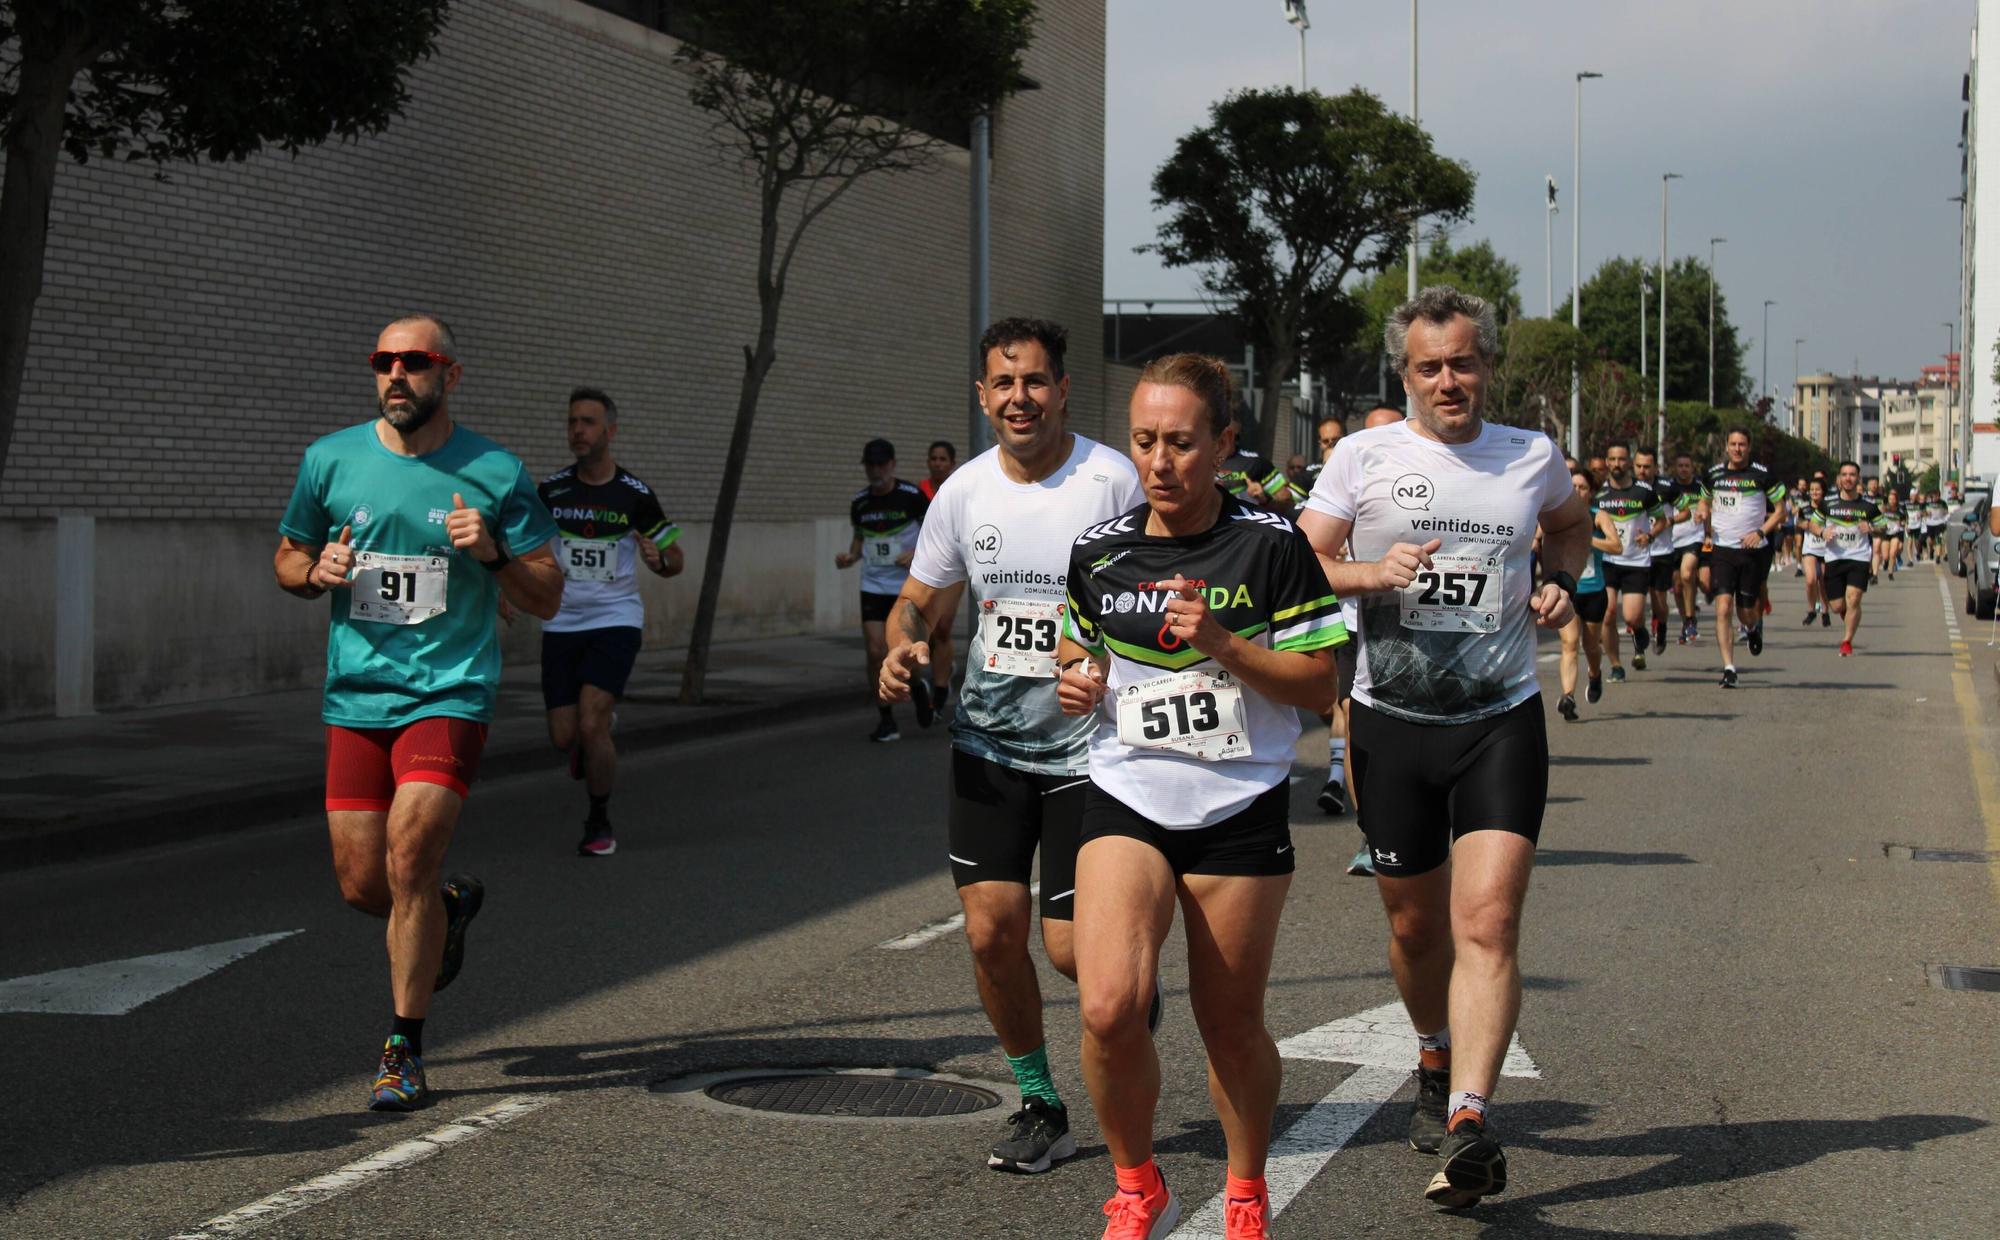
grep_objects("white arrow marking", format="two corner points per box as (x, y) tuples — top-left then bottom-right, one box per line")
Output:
(0, 930), (301, 1016)
(879, 884), (1037, 950)
(1173, 1000), (1538, 1237)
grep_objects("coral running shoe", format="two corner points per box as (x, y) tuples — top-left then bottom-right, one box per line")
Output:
(1224, 1191), (1273, 1239)
(368, 1035), (426, 1111)
(1101, 1172), (1179, 1239)
(1839, 640), (1853, 657)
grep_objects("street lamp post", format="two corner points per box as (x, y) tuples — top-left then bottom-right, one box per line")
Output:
(1762, 299), (1777, 407)
(1639, 271), (1648, 379)
(1407, 0), (1419, 299)
(1793, 337), (1805, 437)
(1283, 0), (1308, 89)
(1570, 71), (1602, 454)
(1708, 237), (1726, 407)
(1658, 173), (1681, 455)
(1545, 176), (1558, 317)
(1945, 320), (1957, 485)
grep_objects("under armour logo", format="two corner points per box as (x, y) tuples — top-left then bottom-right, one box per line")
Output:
(1374, 849), (1399, 865)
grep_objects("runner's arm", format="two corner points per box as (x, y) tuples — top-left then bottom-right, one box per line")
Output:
(1297, 508), (1436, 597)
(835, 532), (862, 569)
(1590, 511), (1622, 554)
(878, 578), (965, 702)
(1761, 496), (1789, 539)
(274, 536), (326, 599)
(1536, 492), (1591, 583)
(495, 543), (564, 620)
(1054, 635), (1109, 716)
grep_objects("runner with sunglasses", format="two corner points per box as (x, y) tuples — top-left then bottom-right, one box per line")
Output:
(274, 315), (563, 1110)
(1060, 353), (1346, 1240)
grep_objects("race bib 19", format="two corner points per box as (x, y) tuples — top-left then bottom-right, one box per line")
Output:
(348, 551), (448, 626)
(1115, 668), (1249, 762)
(978, 597), (1063, 678)
(561, 536), (617, 583)
(862, 537), (899, 568)
(1401, 551), (1503, 634)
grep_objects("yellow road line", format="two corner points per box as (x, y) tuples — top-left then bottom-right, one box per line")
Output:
(1938, 569), (2000, 900)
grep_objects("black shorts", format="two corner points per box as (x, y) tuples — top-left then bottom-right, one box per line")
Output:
(1823, 558), (1871, 596)
(1079, 781), (1294, 878)
(1697, 545), (1714, 569)
(541, 626), (642, 708)
(1604, 563), (1653, 595)
(1350, 696), (1548, 878)
(1709, 546), (1770, 609)
(861, 591), (899, 623)
(1649, 556), (1677, 591)
(947, 748), (1085, 921)
(1573, 589), (1608, 624)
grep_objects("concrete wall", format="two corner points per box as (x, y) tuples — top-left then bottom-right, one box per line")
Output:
(0, 0), (1105, 717)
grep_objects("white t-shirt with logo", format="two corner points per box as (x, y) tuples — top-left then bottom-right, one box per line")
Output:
(910, 435), (1143, 775)
(1304, 419), (1572, 726)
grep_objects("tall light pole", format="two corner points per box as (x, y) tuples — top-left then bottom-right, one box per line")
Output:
(1545, 176), (1558, 317)
(1407, 0), (1419, 299)
(1708, 237), (1726, 407)
(1945, 320), (1958, 485)
(1793, 337), (1805, 437)
(1639, 270), (1649, 378)
(1761, 299), (1777, 406)
(1570, 71), (1602, 453)
(1283, 1), (1308, 89)
(1657, 173), (1681, 454)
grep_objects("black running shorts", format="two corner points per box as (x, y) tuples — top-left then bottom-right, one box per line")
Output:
(1649, 555), (1676, 591)
(1349, 696), (1548, 878)
(861, 591), (899, 623)
(1078, 781), (1294, 878)
(1822, 559), (1871, 596)
(540, 626), (643, 708)
(1603, 563), (1653, 595)
(1708, 546), (1769, 610)
(947, 747), (1085, 921)
(1573, 589), (1608, 625)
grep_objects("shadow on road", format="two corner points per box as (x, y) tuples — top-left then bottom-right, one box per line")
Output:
(1549, 755), (1651, 766)
(1536, 849), (1696, 867)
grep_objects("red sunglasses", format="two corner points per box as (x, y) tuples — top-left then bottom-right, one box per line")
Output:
(368, 350), (454, 374)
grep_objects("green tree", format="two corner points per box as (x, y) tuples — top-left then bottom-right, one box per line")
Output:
(1146, 87), (1475, 457)
(1556, 255), (1747, 405)
(1659, 402), (1833, 478)
(1356, 237), (1523, 361)
(0, 0), (451, 487)
(672, 0), (1034, 704)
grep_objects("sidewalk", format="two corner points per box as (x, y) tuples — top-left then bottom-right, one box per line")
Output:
(0, 632), (871, 870)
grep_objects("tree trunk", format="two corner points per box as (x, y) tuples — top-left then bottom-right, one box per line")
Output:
(679, 184), (786, 705)
(1254, 333), (1295, 460)
(0, 44), (84, 491)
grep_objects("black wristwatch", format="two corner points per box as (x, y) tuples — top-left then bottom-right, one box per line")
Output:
(480, 540), (511, 572)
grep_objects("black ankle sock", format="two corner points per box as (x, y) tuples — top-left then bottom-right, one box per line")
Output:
(390, 1014), (425, 1055)
(879, 705), (894, 723)
(587, 794), (610, 825)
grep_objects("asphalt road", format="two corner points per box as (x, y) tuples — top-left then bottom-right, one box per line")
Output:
(4, 563), (1998, 1239)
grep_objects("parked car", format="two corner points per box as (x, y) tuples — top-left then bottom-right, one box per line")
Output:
(1963, 494), (1997, 619)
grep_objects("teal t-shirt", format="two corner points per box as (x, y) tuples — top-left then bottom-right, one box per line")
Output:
(279, 421), (559, 728)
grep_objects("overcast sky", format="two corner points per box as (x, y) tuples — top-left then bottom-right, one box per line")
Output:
(1104, 0), (1972, 391)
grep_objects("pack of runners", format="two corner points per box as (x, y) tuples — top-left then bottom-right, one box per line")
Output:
(277, 296), (1926, 1237)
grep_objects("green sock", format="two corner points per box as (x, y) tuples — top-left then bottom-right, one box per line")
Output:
(1006, 1044), (1061, 1108)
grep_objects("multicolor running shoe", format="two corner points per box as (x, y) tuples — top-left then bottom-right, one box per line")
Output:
(369, 1035), (426, 1111)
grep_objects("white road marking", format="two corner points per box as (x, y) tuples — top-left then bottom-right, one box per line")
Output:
(0, 930), (301, 1016)
(1172, 1000), (1538, 1238)
(166, 1095), (553, 1239)
(878, 883), (1037, 950)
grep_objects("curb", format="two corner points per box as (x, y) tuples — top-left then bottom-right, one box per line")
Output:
(0, 684), (861, 872)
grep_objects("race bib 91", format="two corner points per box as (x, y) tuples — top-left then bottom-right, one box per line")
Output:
(978, 597), (1063, 678)
(561, 536), (617, 583)
(1401, 551), (1502, 634)
(1116, 669), (1249, 762)
(348, 551), (448, 626)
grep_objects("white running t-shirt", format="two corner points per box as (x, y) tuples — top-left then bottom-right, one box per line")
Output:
(1304, 419), (1572, 726)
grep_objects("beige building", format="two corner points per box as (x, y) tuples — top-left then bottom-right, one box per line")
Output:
(1878, 380), (1954, 478)
(0, 0), (1109, 719)
(1792, 373), (1882, 474)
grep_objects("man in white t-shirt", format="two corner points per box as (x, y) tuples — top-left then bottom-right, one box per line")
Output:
(1298, 286), (1590, 1210)
(878, 319), (1143, 1176)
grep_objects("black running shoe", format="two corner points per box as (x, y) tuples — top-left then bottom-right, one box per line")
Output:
(1652, 623), (1667, 655)
(1586, 676), (1603, 704)
(1557, 694), (1577, 721)
(1801, 609), (1816, 626)
(1630, 647), (1646, 672)
(869, 717), (900, 743)
(1820, 609), (1831, 628)
(1794, 566), (1804, 577)
(1408, 1066), (1450, 1154)
(1720, 666), (1739, 689)
(1317, 778), (1347, 815)
(1747, 624), (1764, 656)
(1426, 1116), (1507, 1207)
(988, 1096), (1076, 1174)
(434, 874), (484, 993)
(911, 678), (935, 729)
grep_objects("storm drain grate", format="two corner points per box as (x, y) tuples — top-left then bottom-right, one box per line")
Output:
(1883, 844), (2000, 863)
(704, 1072), (999, 1118)
(1932, 965), (2000, 992)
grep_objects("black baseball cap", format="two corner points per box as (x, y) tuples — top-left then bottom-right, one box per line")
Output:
(862, 438), (895, 464)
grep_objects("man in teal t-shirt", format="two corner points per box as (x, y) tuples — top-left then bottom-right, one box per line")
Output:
(274, 313), (563, 1112)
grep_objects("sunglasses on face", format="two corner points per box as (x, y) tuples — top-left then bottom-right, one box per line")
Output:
(368, 350), (454, 374)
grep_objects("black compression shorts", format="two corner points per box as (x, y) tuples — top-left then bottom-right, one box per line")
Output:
(1649, 556), (1677, 591)
(1079, 782), (1293, 878)
(1709, 546), (1769, 610)
(1822, 559), (1871, 596)
(861, 591), (899, 623)
(541, 626), (642, 708)
(1350, 696), (1548, 878)
(1604, 563), (1653, 595)
(947, 747), (1085, 921)
(1573, 589), (1608, 625)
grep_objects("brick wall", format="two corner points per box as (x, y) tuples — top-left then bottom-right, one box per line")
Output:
(0, 0), (1106, 714)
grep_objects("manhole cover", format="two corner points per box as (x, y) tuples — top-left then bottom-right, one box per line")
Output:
(1933, 965), (2000, 992)
(705, 1072), (999, 1118)
(1885, 844), (2000, 862)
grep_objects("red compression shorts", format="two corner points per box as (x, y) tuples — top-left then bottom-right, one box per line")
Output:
(324, 717), (490, 812)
